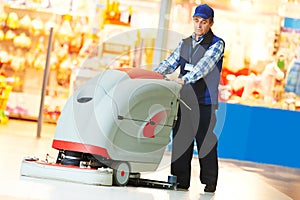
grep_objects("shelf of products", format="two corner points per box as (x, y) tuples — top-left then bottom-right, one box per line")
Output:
(209, 8), (300, 112)
(0, 6), (87, 121)
(0, 1), (137, 123)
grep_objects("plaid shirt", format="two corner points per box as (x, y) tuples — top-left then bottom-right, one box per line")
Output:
(154, 32), (225, 84)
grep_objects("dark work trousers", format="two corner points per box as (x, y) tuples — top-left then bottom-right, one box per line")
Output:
(171, 86), (219, 189)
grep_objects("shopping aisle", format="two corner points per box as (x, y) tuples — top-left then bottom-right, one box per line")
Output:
(0, 119), (297, 200)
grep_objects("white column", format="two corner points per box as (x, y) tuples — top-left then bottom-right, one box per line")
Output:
(152, 0), (172, 68)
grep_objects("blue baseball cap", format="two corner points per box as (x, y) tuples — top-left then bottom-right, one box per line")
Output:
(193, 4), (214, 19)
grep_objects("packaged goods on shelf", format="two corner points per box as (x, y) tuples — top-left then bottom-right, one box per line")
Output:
(0, 1), (139, 122)
(0, 75), (13, 124)
(285, 59), (300, 95)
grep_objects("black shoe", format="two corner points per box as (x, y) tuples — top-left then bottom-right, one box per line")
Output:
(204, 184), (216, 193)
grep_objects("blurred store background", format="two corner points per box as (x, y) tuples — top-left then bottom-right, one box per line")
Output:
(0, 0), (300, 169)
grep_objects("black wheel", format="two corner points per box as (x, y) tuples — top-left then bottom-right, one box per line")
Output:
(112, 161), (131, 186)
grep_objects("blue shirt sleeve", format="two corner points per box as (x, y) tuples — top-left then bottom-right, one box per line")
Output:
(153, 41), (183, 75)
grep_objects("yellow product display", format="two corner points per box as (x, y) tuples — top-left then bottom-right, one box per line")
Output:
(6, 12), (19, 29)
(0, 12), (7, 25)
(104, 0), (131, 26)
(13, 33), (32, 49)
(0, 76), (12, 124)
(0, 30), (4, 40)
(33, 54), (46, 70)
(4, 30), (16, 40)
(58, 15), (73, 44)
(19, 15), (32, 29)
(10, 56), (26, 72)
(31, 18), (44, 36)
(0, 50), (10, 63)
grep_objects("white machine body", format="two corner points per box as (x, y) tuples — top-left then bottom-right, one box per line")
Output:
(21, 68), (181, 186)
(53, 68), (181, 172)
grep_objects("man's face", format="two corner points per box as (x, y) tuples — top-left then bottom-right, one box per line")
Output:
(193, 16), (213, 37)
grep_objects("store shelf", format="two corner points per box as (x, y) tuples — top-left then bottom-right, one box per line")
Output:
(6, 91), (65, 124)
(9, 113), (58, 124)
(3, 4), (89, 20)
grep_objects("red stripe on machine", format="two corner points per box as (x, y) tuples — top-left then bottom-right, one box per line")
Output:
(117, 68), (164, 79)
(52, 140), (110, 159)
(143, 110), (169, 138)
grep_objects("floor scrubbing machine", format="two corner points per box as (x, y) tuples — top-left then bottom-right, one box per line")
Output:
(20, 68), (181, 190)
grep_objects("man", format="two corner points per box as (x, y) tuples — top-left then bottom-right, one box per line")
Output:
(154, 4), (225, 193)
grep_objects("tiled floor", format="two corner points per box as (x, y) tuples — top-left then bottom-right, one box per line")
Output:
(0, 119), (298, 200)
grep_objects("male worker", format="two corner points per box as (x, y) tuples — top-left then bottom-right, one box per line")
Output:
(154, 4), (225, 193)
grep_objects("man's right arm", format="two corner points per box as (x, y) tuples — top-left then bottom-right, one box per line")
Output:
(153, 40), (183, 75)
